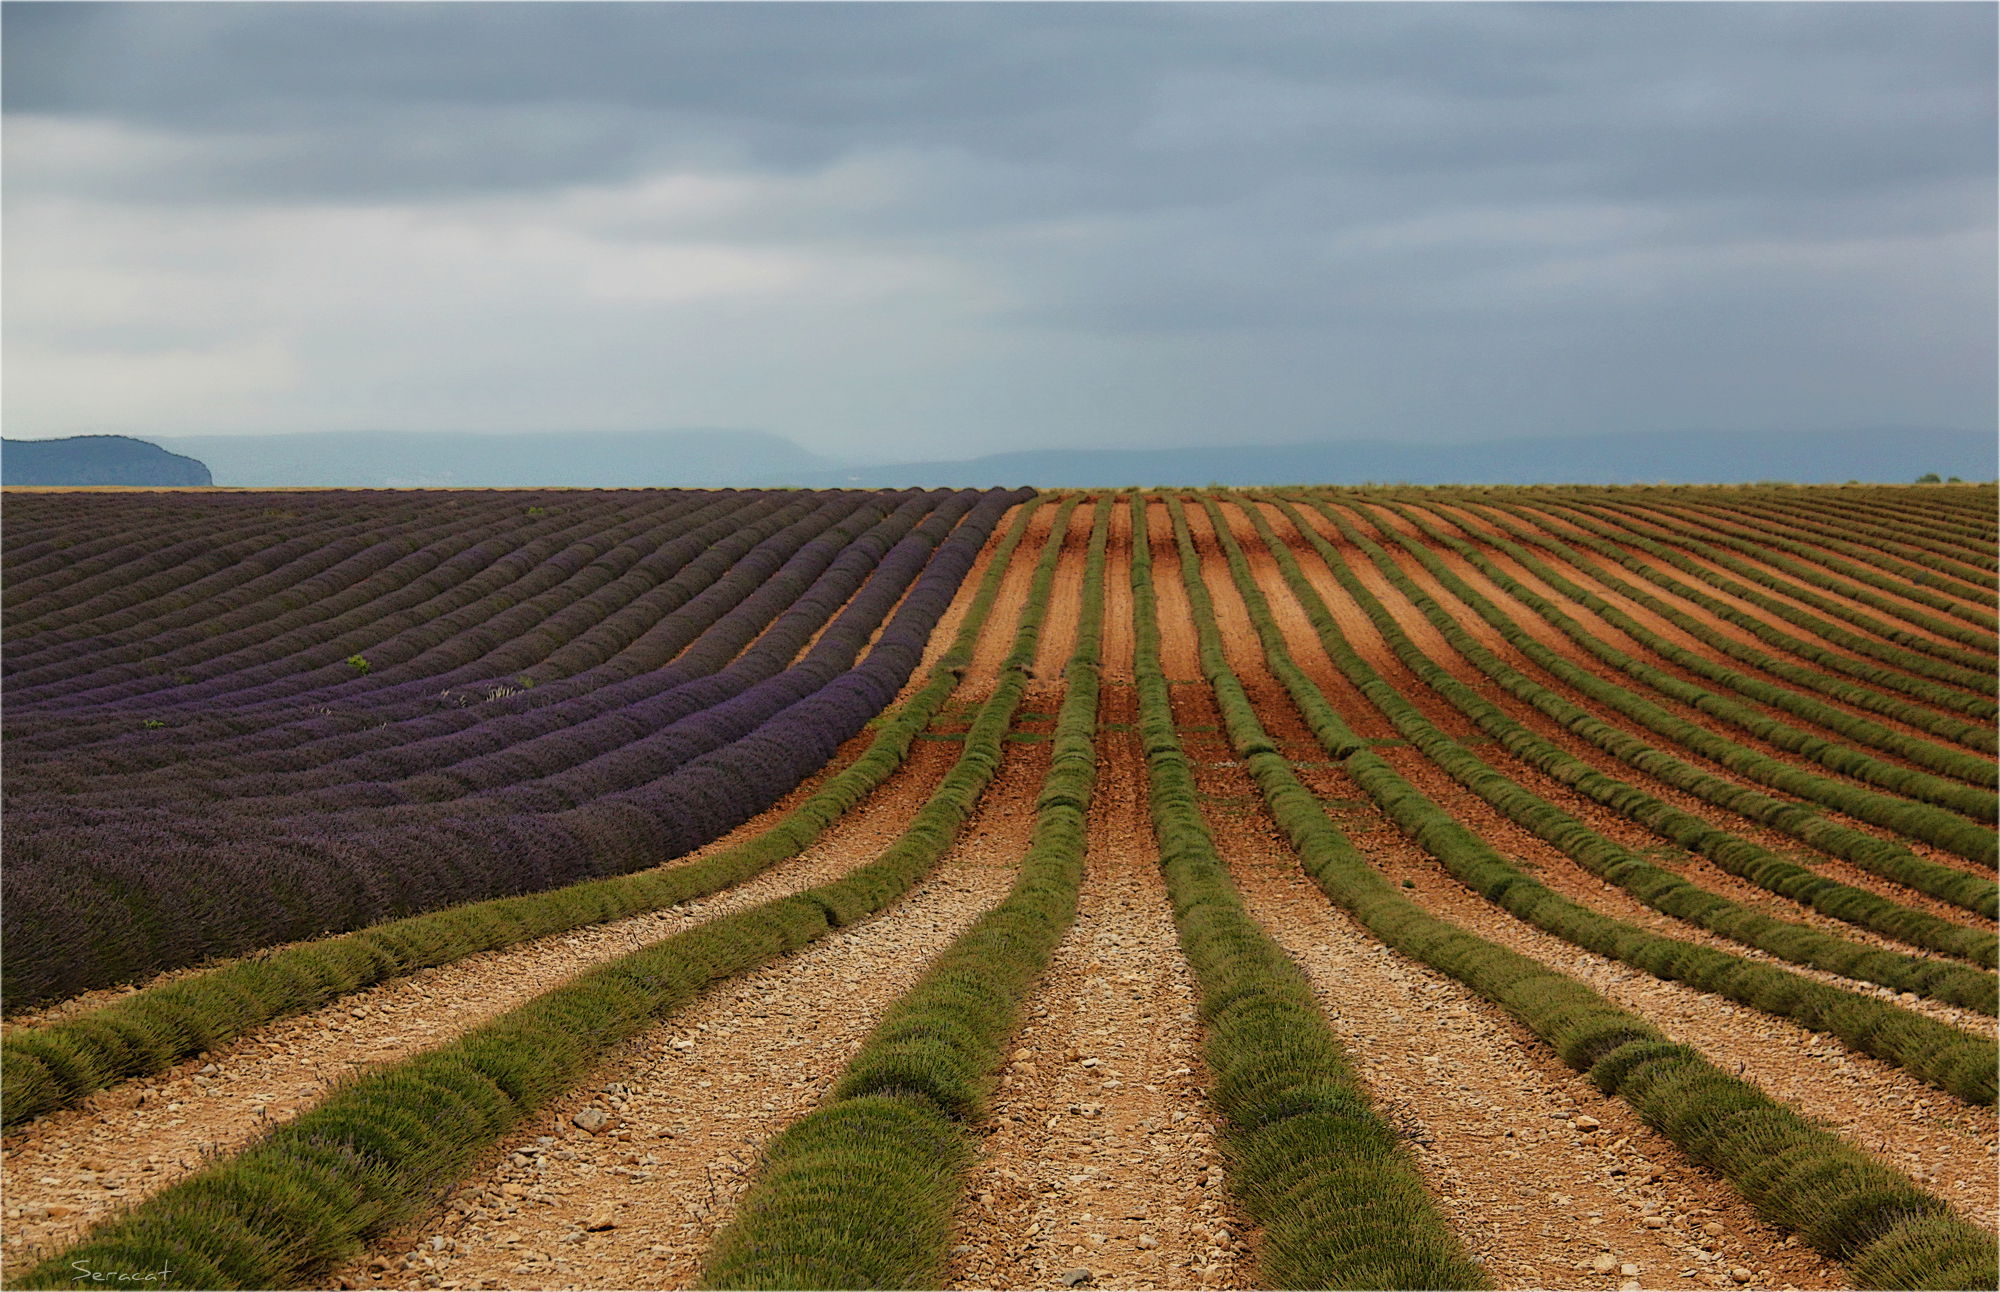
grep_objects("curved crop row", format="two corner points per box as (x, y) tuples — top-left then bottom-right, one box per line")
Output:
(1217, 499), (1994, 1017)
(1371, 504), (1996, 833)
(1736, 495), (1996, 580)
(1429, 501), (1995, 786)
(1195, 499), (1995, 1101)
(1231, 500), (1995, 990)
(1469, 499), (1995, 750)
(1295, 497), (2000, 908)
(4, 496), (515, 678)
(2, 490), (1031, 1008)
(61, 494), (954, 812)
(1155, 495), (1999, 1291)
(24, 495), (856, 718)
(1, 492), (806, 751)
(1551, 499), (1998, 671)
(1644, 496), (1997, 616)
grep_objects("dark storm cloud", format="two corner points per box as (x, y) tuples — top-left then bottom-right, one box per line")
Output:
(3, 2), (1992, 450)
(8, 3), (1991, 209)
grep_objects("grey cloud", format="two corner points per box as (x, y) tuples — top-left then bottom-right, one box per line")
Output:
(3, 2), (1991, 453)
(7, 4), (1991, 206)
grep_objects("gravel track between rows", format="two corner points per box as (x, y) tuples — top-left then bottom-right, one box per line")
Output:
(0, 735), (959, 1277)
(950, 504), (1253, 1291)
(333, 742), (1047, 1291)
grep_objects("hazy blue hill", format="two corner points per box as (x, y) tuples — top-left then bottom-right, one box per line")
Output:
(150, 429), (833, 488)
(2, 435), (213, 487)
(782, 427), (1996, 488)
(57, 425), (1995, 489)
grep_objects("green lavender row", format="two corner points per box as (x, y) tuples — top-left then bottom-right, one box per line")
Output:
(1200, 499), (1994, 1100)
(702, 496), (1111, 1290)
(1130, 496), (1490, 1291)
(1309, 502), (1997, 962)
(1301, 497), (2000, 908)
(1234, 498), (1995, 999)
(1379, 503), (1994, 822)
(1356, 501), (1996, 863)
(1165, 499), (1998, 1292)
(1653, 495), (1997, 615)
(1738, 495), (1996, 581)
(1435, 500), (1994, 787)
(1556, 497), (1998, 671)
(1475, 498), (1994, 750)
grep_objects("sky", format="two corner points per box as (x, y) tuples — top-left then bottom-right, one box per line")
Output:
(4, 2), (1994, 461)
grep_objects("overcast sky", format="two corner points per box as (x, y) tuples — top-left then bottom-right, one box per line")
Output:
(4, 2), (1994, 460)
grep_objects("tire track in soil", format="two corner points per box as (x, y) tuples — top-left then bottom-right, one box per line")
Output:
(0, 511), (1043, 1274)
(1176, 508), (1847, 1291)
(334, 742), (1050, 1292)
(950, 506), (1251, 1291)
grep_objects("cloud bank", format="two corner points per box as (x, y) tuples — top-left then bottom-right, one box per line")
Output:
(5, 2), (1993, 457)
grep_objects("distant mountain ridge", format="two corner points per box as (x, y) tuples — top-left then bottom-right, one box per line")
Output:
(15, 425), (1988, 488)
(786, 427), (1996, 488)
(149, 429), (831, 488)
(2, 435), (212, 486)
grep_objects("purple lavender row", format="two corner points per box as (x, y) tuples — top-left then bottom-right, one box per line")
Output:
(36, 492), (947, 812)
(6, 494), (326, 617)
(3, 492), (688, 687)
(1, 488), (1027, 1007)
(5, 491), (546, 637)
(3, 492), (813, 760)
(10, 495), (681, 714)
(5, 498), (575, 687)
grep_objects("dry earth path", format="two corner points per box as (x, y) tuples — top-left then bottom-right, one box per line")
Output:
(948, 503), (1253, 1291)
